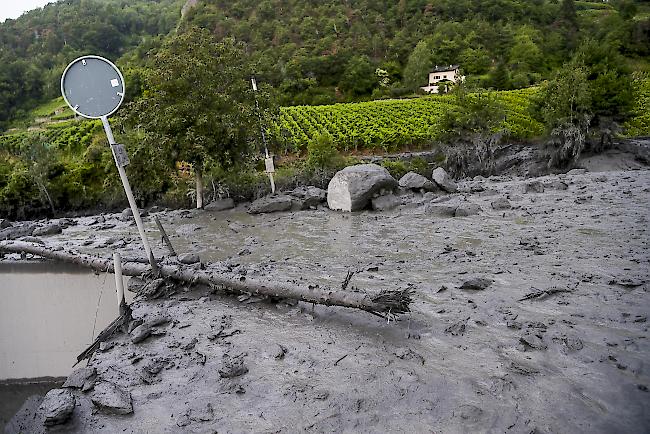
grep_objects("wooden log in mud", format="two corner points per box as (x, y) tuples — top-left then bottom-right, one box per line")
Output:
(0, 240), (412, 318)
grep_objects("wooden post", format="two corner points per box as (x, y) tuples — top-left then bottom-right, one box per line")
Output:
(113, 252), (126, 315)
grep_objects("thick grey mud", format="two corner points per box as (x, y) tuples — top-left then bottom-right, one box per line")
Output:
(5, 169), (650, 433)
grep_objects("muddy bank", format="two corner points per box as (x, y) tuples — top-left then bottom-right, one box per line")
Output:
(4, 167), (650, 433)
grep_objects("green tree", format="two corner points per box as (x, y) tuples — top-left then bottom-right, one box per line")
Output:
(536, 60), (592, 167)
(403, 40), (432, 90)
(123, 27), (258, 208)
(338, 55), (378, 97)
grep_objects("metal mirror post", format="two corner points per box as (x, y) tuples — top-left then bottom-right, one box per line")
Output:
(61, 55), (158, 272)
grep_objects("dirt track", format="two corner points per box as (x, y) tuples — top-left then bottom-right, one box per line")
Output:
(6, 167), (650, 433)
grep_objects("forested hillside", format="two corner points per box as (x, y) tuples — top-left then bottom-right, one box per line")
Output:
(1, 0), (648, 129)
(0, 0), (648, 218)
(0, 0), (184, 129)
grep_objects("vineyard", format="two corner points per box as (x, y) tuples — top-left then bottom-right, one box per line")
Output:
(0, 120), (102, 155)
(270, 88), (545, 153)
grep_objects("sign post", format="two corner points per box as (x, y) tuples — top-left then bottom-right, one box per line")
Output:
(61, 55), (157, 271)
(251, 77), (275, 194)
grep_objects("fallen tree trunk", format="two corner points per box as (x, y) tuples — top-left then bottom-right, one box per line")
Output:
(0, 240), (412, 318)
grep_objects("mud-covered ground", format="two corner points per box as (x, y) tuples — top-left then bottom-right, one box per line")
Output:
(5, 166), (650, 433)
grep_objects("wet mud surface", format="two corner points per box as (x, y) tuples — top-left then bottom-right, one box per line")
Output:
(5, 168), (650, 433)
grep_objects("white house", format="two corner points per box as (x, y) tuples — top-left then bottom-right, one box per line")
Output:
(420, 64), (464, 94)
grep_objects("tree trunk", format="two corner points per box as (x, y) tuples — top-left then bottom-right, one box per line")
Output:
(0, 240), (412, 318)
(195, 167), (203, 209)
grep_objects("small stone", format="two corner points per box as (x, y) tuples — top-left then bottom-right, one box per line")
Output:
(130, 324), (153, 343)
(119, 208), (133, 222)
(272, 344), (287, 360)
(371, 194), (402, 211)
(460, 277), (493, 290)
(491, 197), (512, 210)
(219, 354), (248, 378)
(431, 167), (458, 193)
(519, 333), (547, 350)
(63, 367), (97, 390)
(455, 202), (481, 217)
(398, 172), (437, 192)
(33, 223), (62, 236)
(567, 168), (587, 175)
(0, 219), (12, 229)
(39, 389), (75, 426)
(204, 197), (235, 211)
(545, 180), (569, 190)
(178, 253), (200, 265)
(445, 318), (468, 336)
(524, 181), (544, 193)
(91, 382), (133, 415)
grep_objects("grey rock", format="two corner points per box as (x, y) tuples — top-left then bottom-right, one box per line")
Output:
(91, 382), (133, 415)
(219, 354), (248, 378)
(545, 180), (569, 190)
(127, 276), (146, 293)
(178, 253), (200, 265)
(204, 198), (235, 212)
(398, 172), (437, 192)
(431, 167), (458, 193)
(0, 223), (36, 240)
(39, 389), (74, 426)
(20, 236), (45, 244)
(289, 186), (327, 210)
(455, 202), (481, 217)
(460, 277), (493, 290)
(567, 168), (587, 175)
(424, 196), (465, 217)
(63, 367), (97, 391)
(491, 197), (512, 210)
(248, 195), (293, 214)
(327, 164), (397, 211)
(524, 181), (544, 193)
(371, 194), (402, 211)
(176, 223), (202, 236)
(130, 324), (152, 343)
(119, 208), (133, 221)
(32, 223), (62, 236)
(272, 344), (287, 360)
(520, 333), (547, 350)
(0, 218), (11, 229)
(445, 318), (468, 336)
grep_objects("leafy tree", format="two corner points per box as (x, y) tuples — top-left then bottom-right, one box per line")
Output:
(338, 55), (377, 97)
(122, 27), (258, 208)
(490, 61), (511, 90)
(403, 40), (432, 90)
(535, 60), (592, 167)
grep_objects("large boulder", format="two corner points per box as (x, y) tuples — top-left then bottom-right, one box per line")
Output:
(431, 167), (458, 193)
(327, 164), (397, 211)
(204, 198), (235, 212)
(398, 172), (437, 192)
(0, 218), (11, 229)
(247, 195), (293, 214)
(39, 388), (75, 426)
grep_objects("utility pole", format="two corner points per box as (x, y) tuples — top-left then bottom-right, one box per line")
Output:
(251, 76), (275, 194)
